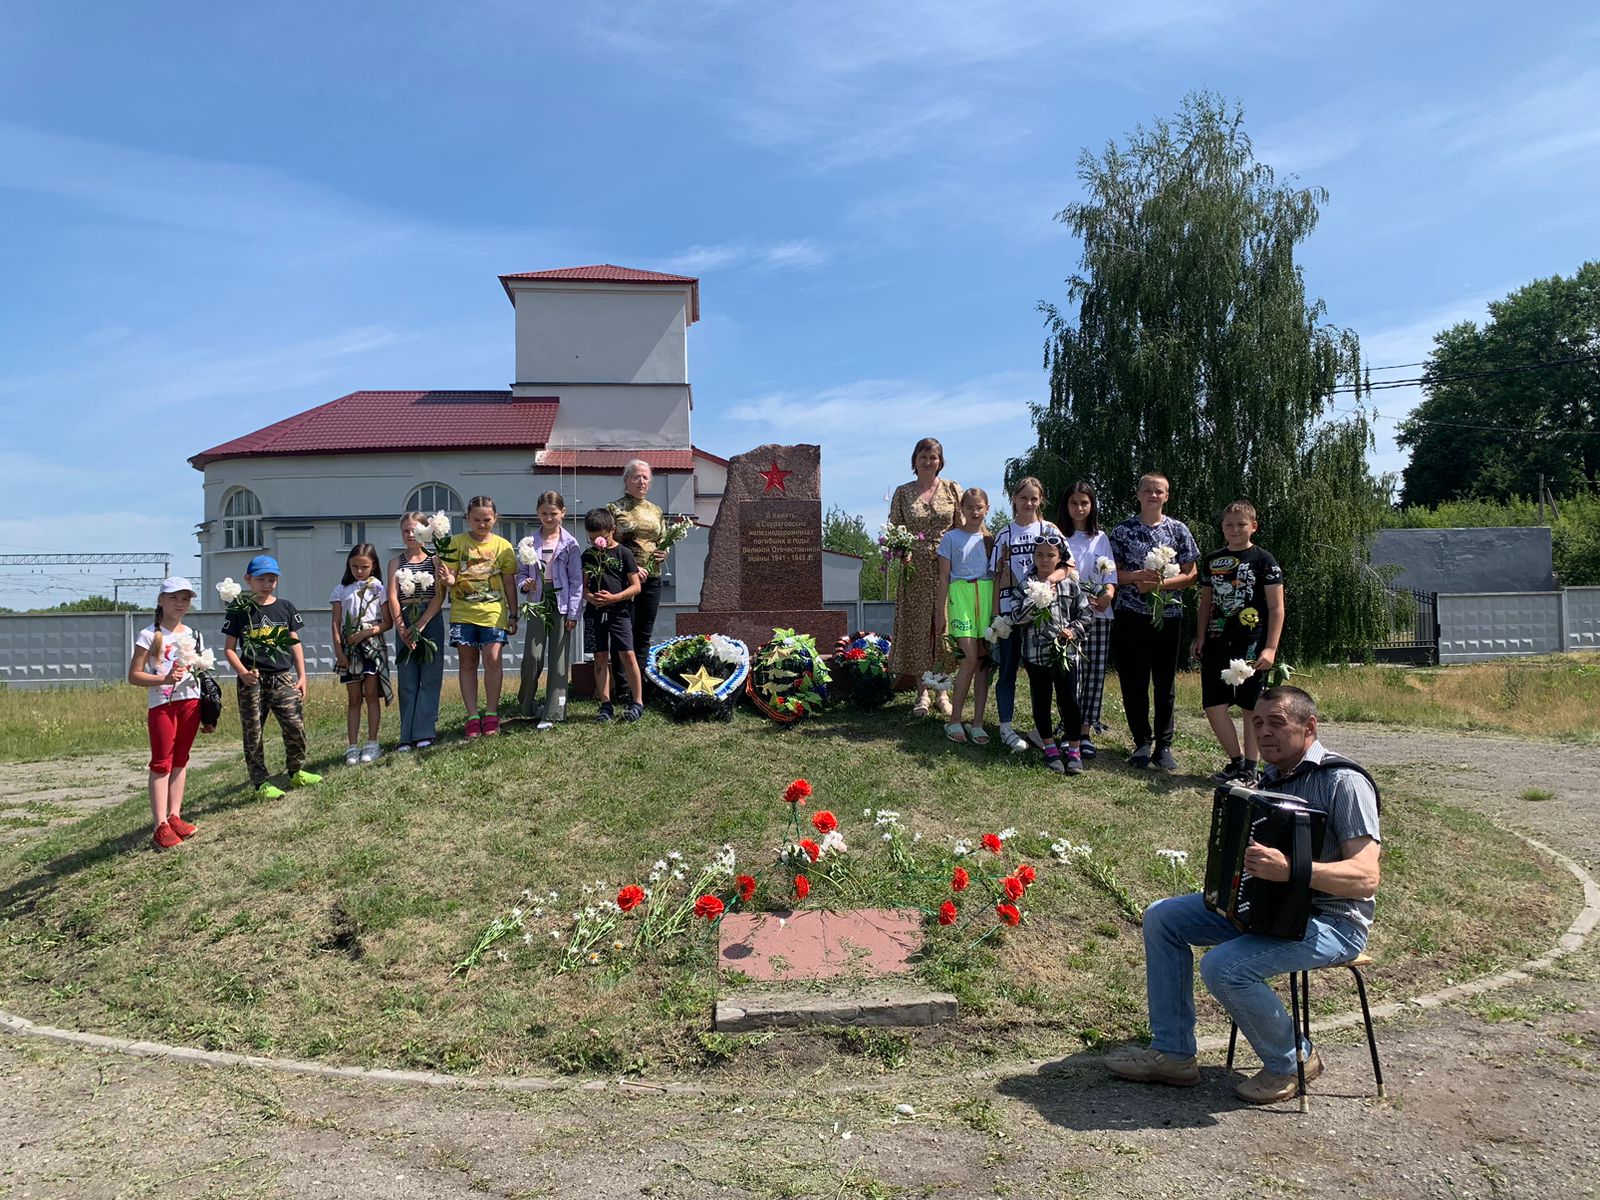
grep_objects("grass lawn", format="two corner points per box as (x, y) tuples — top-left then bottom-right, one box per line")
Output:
(0, 693), (1574, 1083)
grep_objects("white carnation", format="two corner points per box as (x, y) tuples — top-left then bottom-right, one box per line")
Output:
(819, 830), (848, 857)
(215, 578), (242, 603)
(1220, 659), (1255, 687)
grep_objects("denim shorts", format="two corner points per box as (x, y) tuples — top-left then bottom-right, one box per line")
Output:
(450, 622), (509, 647)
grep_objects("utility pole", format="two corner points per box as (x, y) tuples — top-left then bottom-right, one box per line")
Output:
(113, 577), (166, 605)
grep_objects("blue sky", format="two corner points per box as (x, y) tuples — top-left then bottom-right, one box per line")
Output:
(2, 0), (1597, 607)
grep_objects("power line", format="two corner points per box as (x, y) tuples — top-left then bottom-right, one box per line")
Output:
(1331, 351), (1600, 395)
(1330, 403), (1600, 437)
(0, 553), (171, 567)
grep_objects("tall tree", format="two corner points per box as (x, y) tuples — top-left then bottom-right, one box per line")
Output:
(1011, 93), (1390, 661)
(1397, 262), (1600, 506)
(822, 504), (884, 600)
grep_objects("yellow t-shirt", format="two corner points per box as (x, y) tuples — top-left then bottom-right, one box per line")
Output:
(447, 533), (515, 628)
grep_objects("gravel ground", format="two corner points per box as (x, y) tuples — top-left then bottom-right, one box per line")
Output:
(2, 720), (1597, 1199)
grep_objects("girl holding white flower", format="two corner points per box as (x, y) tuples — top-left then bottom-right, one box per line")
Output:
(516, 490), (584, 726)
(387, 512), (448, 750)
(1010, 535), (1093, 774)
(330, 543), (392, 764)
(1109, 472), (1200, 772)
(126, 579), (207, 849)
(990, 476), (1069, 752)
(1060, 482), (1118, 757)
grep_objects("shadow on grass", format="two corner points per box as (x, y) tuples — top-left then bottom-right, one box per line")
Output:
(995, 1051), (1269, 1131)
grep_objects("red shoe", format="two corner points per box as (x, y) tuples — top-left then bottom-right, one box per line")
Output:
(464, 717), (482, 739)
(167, 814), (198, 839)
(482, 714), (500, 736)
(152, 822), (181, 850)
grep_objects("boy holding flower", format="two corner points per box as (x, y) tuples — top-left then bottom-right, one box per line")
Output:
(1193, 500), (1284, 785)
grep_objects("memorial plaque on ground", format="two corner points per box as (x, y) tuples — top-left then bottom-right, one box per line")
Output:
(677, 442), (846, 649)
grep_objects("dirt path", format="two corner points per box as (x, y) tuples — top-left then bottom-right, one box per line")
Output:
(2, 723), (1597, 1199)
(0, 745), (232, 846)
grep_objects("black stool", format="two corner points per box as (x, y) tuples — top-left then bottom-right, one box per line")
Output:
(1226, 952), (1384, 1111)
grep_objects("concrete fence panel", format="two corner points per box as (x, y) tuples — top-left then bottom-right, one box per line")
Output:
(1566, 587), (1600, 652)
(1438, 592), (1564, 663)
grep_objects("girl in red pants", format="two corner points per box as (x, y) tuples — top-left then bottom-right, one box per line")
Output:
(127, 579), (207, 849)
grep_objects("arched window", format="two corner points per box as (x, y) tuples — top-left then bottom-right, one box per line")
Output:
(405, 483), (464, 523)
(222, 488), (263, 550)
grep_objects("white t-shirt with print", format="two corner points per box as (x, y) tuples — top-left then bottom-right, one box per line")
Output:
(134, 623), (202, 710)
(329, 579), (387, 630)
(991, 519), (1064, 616)
(1068, 529), (1118, 622)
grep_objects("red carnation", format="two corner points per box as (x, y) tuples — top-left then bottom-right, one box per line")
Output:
(938, 900), (958, 926)
(996, 902), (1022, 926)
(736, 874), (757, 903)
(693, 895), (725, 921)
(951, 866), (970, 892)
(616, 884), (645, 912)
(1002, 875), (1026, 901)
(784, 779), (813, 805)
(795, 874), (811, 900)
(1017, 864), (1037, 887)
(982, 833), (1004, 854)
(845, 647), (867, 661)
(811, 810), (838, 834)
(799, 838), (821, 862)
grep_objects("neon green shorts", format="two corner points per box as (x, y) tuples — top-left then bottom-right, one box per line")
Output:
(946, 579), (995, 640)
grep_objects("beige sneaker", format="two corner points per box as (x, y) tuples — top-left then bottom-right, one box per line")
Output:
(1105, 1047), (1201, 1087)
(1234, 1049), (1324, 1104)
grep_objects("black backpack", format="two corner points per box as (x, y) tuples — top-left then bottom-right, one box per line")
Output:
(193, 630), (224, 729)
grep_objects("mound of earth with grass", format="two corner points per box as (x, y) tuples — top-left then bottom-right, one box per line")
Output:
(0, 704), (1576, 1083)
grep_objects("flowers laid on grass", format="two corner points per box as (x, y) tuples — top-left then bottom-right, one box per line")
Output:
(693, 895), (725, 920)
(831, 631), (894, 709)
(748, 629), (831, 724)
(784, 778), (813, 806)
(645, 634), (751, 720)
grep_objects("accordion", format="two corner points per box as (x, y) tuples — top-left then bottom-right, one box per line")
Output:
(1204, 784), (1328, 939)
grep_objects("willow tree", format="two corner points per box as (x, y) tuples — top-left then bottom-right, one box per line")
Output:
(1010, 93), (1390, 662)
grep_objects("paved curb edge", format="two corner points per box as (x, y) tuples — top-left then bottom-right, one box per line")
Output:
(2, 829), (1595, 1101)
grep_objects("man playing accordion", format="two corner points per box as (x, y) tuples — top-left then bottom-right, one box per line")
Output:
(1107, 685), (1382, 1104)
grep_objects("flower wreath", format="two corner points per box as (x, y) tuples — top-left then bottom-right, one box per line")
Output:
(829, 630), (894, 709)
(645, 634), (751, 721)
(746, 627), (832, 724)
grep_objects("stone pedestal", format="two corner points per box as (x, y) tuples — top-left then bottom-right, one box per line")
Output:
(675, 442), (846, 649)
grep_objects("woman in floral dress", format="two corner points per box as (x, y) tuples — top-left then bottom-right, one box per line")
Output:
(887, 437), (961, 716)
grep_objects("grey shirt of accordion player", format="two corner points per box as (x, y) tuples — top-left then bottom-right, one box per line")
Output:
(1259, 739), (1382, 933)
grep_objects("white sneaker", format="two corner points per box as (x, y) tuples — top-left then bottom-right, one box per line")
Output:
(998, 725), (1028, 753)
(360, 741), (382, 764)
(344, 745), (360, 766)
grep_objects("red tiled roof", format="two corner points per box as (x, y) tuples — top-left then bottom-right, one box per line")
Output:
(498, 264), (700, 322)
(692, 446), (730, 467)
(537, 449), (695, 472)
(190, 391), (559, 469)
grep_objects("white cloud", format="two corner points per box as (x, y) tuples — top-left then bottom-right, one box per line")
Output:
(659, 238), (830, 274)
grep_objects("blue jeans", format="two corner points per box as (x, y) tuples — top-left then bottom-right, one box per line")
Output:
(395, 613), (445, 744)
(994, 629), (1021, 724)
(1144, 893), (1366, 1075)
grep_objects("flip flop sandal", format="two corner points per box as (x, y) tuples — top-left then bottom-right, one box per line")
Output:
(944, 722), (968, 743)
(911, 699), (931, 718)
(965, 724), (990, 745)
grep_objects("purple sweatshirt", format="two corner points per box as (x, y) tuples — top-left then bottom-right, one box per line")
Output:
(514, 527), (585, 620)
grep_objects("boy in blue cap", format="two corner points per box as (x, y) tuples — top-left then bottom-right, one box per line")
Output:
(222, 555), (321, 798)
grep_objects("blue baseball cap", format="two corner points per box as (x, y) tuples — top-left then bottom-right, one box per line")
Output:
(245, 555), (281, 577)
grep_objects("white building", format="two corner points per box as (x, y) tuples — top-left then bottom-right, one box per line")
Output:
(191, 265), (735, 611)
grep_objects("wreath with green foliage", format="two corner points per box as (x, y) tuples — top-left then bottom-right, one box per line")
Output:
(829, 630), (894, 709)
(747, 627), (832, 724)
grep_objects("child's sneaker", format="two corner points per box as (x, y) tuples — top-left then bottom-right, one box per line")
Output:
(595, 703), (614, 724)
(464, 717), (482, 739)
(1023, 728), (1046, 750)
(151, 821), (182, 850)
(360, 741), (382, 763)
(415, 739), (434, 750)
(621, 703), (644, 723)
(1128, 743), (1153, 769)
(1064, 749), (1085, 775)
(998, 724), (1028, 753)
(167, 814), (197, 839)
(396, 743), (414, 753)
(482, 714), (500, 736)
(255, 781), (286, 800)
(1043, 746), (1066, 774)
(345, 745), (361, 766)
(289, 769), (322, 788)
(1079, 737), (1097, 760)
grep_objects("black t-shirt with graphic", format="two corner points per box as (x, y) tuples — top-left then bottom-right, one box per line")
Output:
(1200, 544), (1283, 653)
(221, 597), (305, 674)
(581, 543), (639, 596)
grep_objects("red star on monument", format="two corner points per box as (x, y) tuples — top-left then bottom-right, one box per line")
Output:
(759, 459), (791, 493)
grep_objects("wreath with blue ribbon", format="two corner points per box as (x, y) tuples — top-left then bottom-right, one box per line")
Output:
(644, 634), (750, 721)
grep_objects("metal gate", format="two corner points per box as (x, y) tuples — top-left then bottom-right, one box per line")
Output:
(1374, 586), (1439, 665)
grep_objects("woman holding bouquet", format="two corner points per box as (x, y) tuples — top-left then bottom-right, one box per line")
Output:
(886, 437), (961, 717)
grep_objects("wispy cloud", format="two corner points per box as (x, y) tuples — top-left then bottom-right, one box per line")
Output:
(659, 238), (830, 274)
